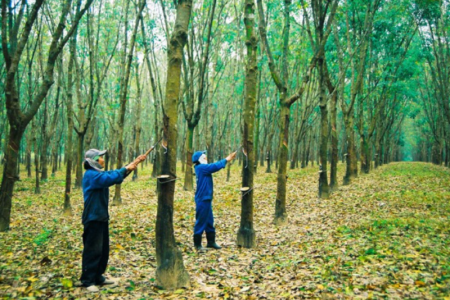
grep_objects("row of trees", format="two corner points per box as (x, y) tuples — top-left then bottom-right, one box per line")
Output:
(1, 0), (449, 289)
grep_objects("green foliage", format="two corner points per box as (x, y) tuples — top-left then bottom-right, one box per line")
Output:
(33, 228), (53, 246)
(412, 0), (441, 21)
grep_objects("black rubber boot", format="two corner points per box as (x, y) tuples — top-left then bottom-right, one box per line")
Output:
(193, 234), (205, 251)
(206, 232), (221, 249)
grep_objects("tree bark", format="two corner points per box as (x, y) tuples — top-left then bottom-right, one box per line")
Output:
(155, 0), (192, 289)
(318, 55), (329, 198)
(183, 125), (194, 191)
(132, 64), (143, 181)
(0, 128), (23, 231)
(343, 115), (357, 185)
(274, 103), (290, 224)
(237, 0), (257, 248)
(63, 28), (79, 215)
(41, 85), (60, 181)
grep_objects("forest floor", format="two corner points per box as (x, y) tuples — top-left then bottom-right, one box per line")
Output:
(0, 162), (449, 299)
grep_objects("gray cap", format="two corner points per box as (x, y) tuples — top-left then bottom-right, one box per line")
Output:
(84, 149), (107, 161)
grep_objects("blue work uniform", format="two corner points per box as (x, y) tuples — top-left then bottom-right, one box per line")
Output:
(193, 159), (227, 235)
(80, 167), (127, 287)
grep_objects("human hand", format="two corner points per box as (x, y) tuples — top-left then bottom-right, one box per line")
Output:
(126, 163), (137, 172)
(226, 151), (237, 162)
(136, 154), (147, 163)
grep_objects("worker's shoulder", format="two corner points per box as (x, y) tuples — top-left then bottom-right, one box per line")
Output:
(83, 168), (96, 177)
(194, 164), (212, 172)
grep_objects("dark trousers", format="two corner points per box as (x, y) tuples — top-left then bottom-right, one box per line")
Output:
(80, 221), (109, 287)
(194, 200), (215, 235)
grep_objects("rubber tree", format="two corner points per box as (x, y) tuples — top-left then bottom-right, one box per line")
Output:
(257, 0), (337, 224)
(289, 81), (316, 171)
(74, 2), (119, 188)
(415, 0), (450, 164)
(324, 61), (338, 190)
(236, 0), (257, 248)
(154, 0), (192, 289)
(181, 0), (217, 191)
(40, 85), (60, 181)
(334, 0), (379, 184)
(0, 0), (93, 231)
(132, 63), (143, 181)
(140, 11), (163, 179)
(63, 27), (78, 215)
(302, 0), (338, 199)
(357, 6), (416, 174)
(112, 0), (146, 205)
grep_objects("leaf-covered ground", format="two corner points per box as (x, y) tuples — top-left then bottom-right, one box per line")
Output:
(1, 162), (449, 299)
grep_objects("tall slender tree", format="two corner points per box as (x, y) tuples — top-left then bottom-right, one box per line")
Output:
(155, 0), (192, 289)
(0, 0), (93, 231)
(237, 0), (257, 248)
(181, 0), (217, 191)
(112, 0), (146, 205)
(257, 0), (337, 224)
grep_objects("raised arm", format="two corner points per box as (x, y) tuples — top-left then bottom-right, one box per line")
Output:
(200, 159), (228, 175)
(90, 168), (127, 189)
(199, 152), (237, 175)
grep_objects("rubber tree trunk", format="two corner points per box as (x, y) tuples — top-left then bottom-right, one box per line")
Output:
(318, 55), (329, 199)
(26, 144), (32, 178)
(274, 103), (290, 225)
(41, 140), (50, 181)
(64, 129), (74, 215)
(75, 134), (84, 188)
(432, 140), (442, 165)
(41, 99), (49, 181)
(254, 71), (262, 172)
(155, 0), (191, 290)
(237, 0), (257, 248)
(329, 94), (338, 190)
(343, 115), (357, 185)
(183, 125), (194, 191)
(259, 142), (265, 167)
(265, 150), (272, 173)
(290, 132), (301, 170)
(51, 140), (58, 177)
(361, 135), (370, 174)
(374, 140), (381, 168)
(113, 0), (145, 205)
(0, 127), (24, 231)
(132, 69), (142, 182)
(33, 130), (40, 194)
(326, 69), (338, 190)
(64, 42), (76, 215)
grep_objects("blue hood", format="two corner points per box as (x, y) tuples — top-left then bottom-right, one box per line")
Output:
(192, 151), (206, 163)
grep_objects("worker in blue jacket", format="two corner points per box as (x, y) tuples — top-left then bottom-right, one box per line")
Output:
(192, 150), (236, 251)
(80, 149), (146, 292)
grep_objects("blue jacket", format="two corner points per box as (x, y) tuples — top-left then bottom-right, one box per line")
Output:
(194, 159), (227, 203)
(82, 168), (127, 225)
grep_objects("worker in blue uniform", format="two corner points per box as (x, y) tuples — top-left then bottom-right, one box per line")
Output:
(80, 149), (146, 292)
(192, 150), (236, 251)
